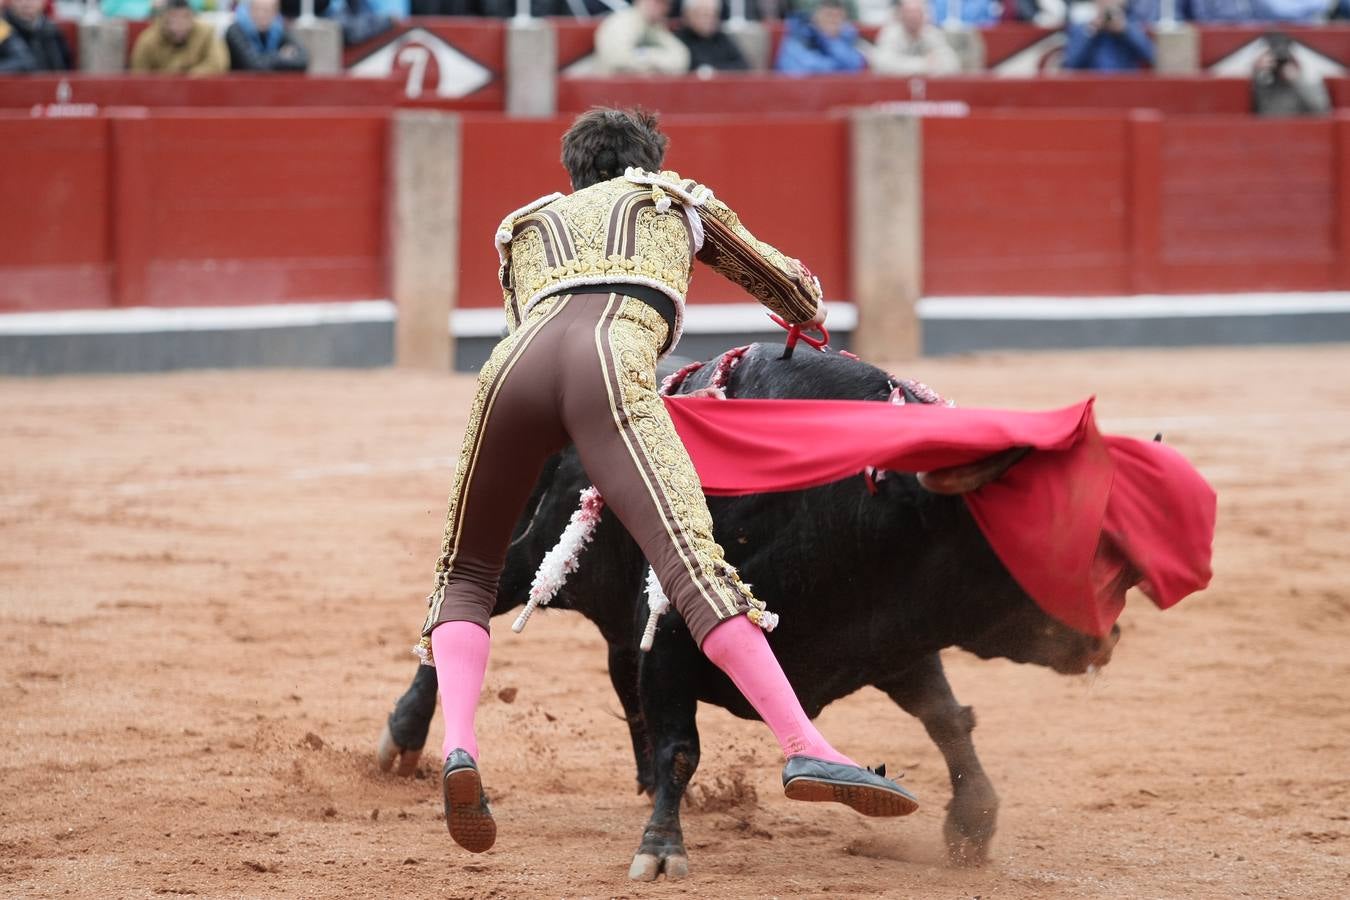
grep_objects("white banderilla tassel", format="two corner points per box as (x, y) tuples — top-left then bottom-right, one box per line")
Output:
(639, 567), (671, 652)
(513, 487), (605, 633)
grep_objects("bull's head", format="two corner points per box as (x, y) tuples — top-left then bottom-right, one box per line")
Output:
(959, 531), (1138, 675)
(960, 610), (1121, 676)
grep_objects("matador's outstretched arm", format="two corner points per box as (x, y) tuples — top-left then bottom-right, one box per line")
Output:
(695, 196), (823, 326)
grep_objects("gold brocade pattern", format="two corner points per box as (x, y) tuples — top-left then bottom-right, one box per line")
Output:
(504, 179), (698, 317)
(495, 171), (820, 341)
(605, 298), (755, 622)
(505, 227), (550, 321)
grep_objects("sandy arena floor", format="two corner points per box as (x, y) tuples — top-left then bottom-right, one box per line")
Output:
(2, 345), (1348, 899)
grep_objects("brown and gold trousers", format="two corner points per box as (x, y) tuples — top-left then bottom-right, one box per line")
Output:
(417, 292), (763, 664)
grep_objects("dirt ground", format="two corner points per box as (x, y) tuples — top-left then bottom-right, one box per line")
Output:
(2, 344), (1348, 899)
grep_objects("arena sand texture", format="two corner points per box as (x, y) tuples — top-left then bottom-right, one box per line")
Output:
(2, 346), (1348, 899)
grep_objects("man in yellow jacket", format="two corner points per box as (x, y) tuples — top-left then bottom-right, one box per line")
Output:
(130, 0), (228, 76)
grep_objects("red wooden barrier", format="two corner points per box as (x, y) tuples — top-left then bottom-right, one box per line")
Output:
(107, 110), (387, 308)
(455, 114), (849, 309)
(1325, 78), (1350, 111)
(1336, 115), (1350, 289)
(558, 74), (1253, 117)
(5, 108), (1350, 319)
(1127, 111), (1164, 294)
(0, 117), (112, 312)
(0, 75), (405, 109)
(924, 112), (1345, 296)
(924, 113), (1132, 296)
(1156, 116), (1337, 293)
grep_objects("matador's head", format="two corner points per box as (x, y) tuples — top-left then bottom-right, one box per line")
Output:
(561, 107), (669, 192)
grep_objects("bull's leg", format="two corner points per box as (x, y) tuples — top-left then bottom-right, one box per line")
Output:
(628, 619), (701, 882)
(377, 663), (439, 777)
(877, 654), (999, 866)
(607, 641), (655, 796)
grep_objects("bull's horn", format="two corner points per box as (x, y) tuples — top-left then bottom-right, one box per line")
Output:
(916, 447), (1031, 495)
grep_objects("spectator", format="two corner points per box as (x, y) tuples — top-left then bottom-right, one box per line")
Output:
(226, 0), (310, 71)
(594, 0), (690, 76)
(1252, 32), (1329, 117)
(868, 0), (960, 76)
(2, 0), (73, 71)
(1061, 0), (1153, 72)
(131, 0), (229, 76)
(675, 0), (749, 74)
(776, 0), (866, 75)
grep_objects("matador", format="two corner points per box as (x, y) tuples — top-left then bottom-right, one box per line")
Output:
(417, 107), (917, 854)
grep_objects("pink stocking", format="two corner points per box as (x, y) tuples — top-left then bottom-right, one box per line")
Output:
(431, 620), (491, 763)
(701, 615), (854, 766)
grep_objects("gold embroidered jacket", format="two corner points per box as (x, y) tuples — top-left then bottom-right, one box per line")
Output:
(494, 168), (822, 353)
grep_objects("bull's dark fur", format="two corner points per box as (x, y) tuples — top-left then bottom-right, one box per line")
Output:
(383, 344), (1116, 875)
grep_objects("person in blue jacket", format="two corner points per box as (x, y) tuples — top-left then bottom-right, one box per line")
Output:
(776, 0), (867, 75)
(1062, 0), (1154, 72)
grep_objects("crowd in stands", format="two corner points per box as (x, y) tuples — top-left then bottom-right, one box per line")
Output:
(0, 0), (1340, 115)
(0, 0), (313, 71)
(127, 0), (309, 72)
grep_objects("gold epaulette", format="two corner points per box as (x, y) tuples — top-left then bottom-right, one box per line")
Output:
(494, 191), (564, 263)
(623, 168), (715, 209)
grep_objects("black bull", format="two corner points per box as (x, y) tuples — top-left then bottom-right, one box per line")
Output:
(377, 344), (1121, 878)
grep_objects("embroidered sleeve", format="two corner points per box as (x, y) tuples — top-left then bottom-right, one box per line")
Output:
(624, 168), (820, 323)
(694, 195), (822, 325)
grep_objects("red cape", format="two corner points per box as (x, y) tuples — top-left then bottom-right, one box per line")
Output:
(663, 397), (1216, 638)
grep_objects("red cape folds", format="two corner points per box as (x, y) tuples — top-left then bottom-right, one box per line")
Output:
(663, 396), (1216, 638)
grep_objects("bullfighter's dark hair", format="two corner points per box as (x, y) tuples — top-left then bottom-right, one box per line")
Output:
(561, 107), (669, 191)
(162, 0), (192, 10)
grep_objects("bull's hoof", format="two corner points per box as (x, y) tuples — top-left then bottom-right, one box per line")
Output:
(628, 852), (689, 881)
(943, 805), (995, 867)
(944, 827), (992, 867)
(376, 722), (423, 777)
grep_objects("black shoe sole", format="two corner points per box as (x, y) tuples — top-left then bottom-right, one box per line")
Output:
(443, 765), (497, 853)
(784, 775), (920, 818)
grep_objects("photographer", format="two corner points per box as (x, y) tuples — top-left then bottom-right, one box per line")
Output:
(1062, 0), (1153, 72)
(1252, 33), (1329, 118)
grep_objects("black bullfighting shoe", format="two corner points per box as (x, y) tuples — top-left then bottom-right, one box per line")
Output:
(442, 749), (497, 853)
(782, 756), (919, 817)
